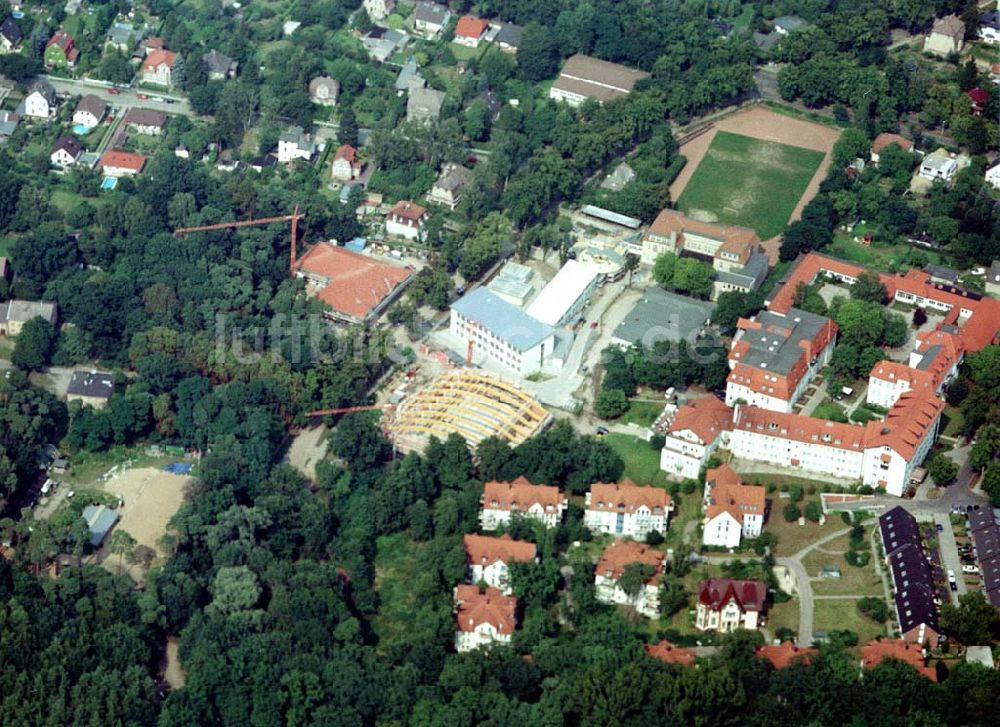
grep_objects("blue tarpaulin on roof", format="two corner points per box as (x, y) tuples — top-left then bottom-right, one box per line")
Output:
(162, 463), (193, 475)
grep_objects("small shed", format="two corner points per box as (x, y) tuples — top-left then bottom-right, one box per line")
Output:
(81, 504), (118, 547)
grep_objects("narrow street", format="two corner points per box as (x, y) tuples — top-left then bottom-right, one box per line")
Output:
(41, 75), (195, 117)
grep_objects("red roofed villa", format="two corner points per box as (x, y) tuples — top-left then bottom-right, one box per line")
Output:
(860, 639), (936, 681)
(870, 132), (913, 163)
(98, 150), (147, 177)
(331, 144), (362, 182)
(696, 578), (767, 632)
(142, 49), (178, 87)
(757, 641), (816, 669)
(595, 541), (665, 618)
(584, 479), (673, 539)
(645, 640), (697, 667)
(454, 16), (489, 47)
(463, 533), (537, 595)
(385, 200), (430, 241)
(701, 465), (766, 549)
(480, 476), (568, 530)
(453, 584), (517, 652)
(660, 395), (733, 479)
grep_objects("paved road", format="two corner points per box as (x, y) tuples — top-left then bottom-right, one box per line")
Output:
(41, 75), (195, 117)
(933, 512), (967, 604)
(776, 556), (813, 646)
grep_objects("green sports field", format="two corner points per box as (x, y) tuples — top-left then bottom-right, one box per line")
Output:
(676, 131), (825, 239)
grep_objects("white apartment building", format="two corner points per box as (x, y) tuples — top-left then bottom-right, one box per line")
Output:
(463, 533), (537, 595)
(479, 477), (567, 530)
(701, 465), (765, 549)
(594, 541), (664, 618)
(453, 585), (516, 652)
(584, 481), (672, 539)
(659, 395), (733, 480)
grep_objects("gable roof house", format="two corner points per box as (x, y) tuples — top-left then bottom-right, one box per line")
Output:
(124, 108), (168, 135)
(142, 49), (177, 87)
(0, 15), (23, 52)
(696, 578), (767, 632)
(23, 80), (57, 119)
(645, 640), (697, 667)
(331, 144), (362, 181)
(463, 533), (537, 595)
(594, 540), (666, 618)
(98, 150), (147, 177)
(924, 15), (965, 56)
(549, 54), (650, 107)
(81, 504), (118, 547)
(277, 126), (317, 164)
(105, 21), (144, 52)
(453, 584), (517, 652)
(427, 163), (473, 210)
(51, 135), (82, 167)
(584, 480), (673, 539)
(660, 395), (734, 480)
(454, 15), (489, 48)
(701, 465), (766, 549)
(480, 476), (568, 530)
(870, 133), (914, 163)
(294, 241), (414, 323)
(0, 299), (58, 336)
(45, 30), (79, 68)
(406, 83), (446, 123)
(757, 642), (817, 669)
(363, 0), (396, 22)
(308, 76), (340, 106)
(493, 23), (523, 53)
(860, 639), (936, 681)
(0, 111), (19, 139)
(73, 94), (107, 130)
(980, 11), (1000, 44)
(878, 506), (940, 646)
(66, 370), (115, 409)
(203, 50), (237, 80)
(385, 200), (430, 241)
(413, 2), (451, 37)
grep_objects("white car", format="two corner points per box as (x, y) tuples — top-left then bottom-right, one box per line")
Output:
(947, 569), (956, 581)
(962, 565), (980, 574)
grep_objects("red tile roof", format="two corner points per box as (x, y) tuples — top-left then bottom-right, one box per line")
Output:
(646, 208), (760, 250)
(645, 640), (697, 667)
(868, 360), (937, 395)
(698, 578), (766, 612)
(334, 144), (358, 164)
(482, 476), (564, 512)
(98, 150), (146, 172)
(143, 49), (177, 72)
(295, 242), (413, 320)
(463, 533), (536, 567)
(454, 584), (517, 634)
(757, 642), (816, 669)
(871, 133), (913, 155)
(596, 541), (664, 583)
(666, 395), (733, 445)
(588, 480), (671, 516)
(388, 200), (428, 223)
(733, 404), (867, 452)
(863, 390), (945, 460)
(860, 639), (936, 681)
(455, 15), (489, 39)
(704, 465), (765, 523)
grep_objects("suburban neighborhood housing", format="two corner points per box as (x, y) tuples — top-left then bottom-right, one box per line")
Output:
(660, 395), (733, 480)
(0, 300), (58, 336)
(479, 477), (567, 530)
(695, 578), (767, 632)
(583, 480), (672, 539)
(453, 584), (516, 652)
(66, 371), (115, 409)
(701, 465), (766, 549)
(594, 540), (665, 618)
(549, 54), (650, 106)
(463, 533), (537, 595)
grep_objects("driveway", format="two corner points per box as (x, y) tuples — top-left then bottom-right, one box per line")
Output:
(933, 513), (967, 604)
(776, 556), (813, 646)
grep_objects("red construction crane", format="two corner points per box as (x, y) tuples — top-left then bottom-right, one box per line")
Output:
(174, 205), (304, 277)
(304, 404), (395, 418)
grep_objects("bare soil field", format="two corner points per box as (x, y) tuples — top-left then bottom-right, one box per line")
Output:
(286, 424), (329, 481)
(671, 105), (842, 262)
(101, 466), (189, 557)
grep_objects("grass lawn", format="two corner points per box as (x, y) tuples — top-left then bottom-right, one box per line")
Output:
(604, 433), (670, 487)
(766, 599), (800, 637)
(50, 188), (86, 214)
(825, 233), (949, 273)
(448, 42), (483, 61)
(941, 406), (965, 439)
(766, 516), (850, 558)
(621, 400), (664, 427)
(373, 533), (425, 644)
(812, 599), (885, 643)
(0, 235), (14, 256)
(803, 533), (885, 597)
(0, 336), (13, 358)
(665, 488), (703, 547)
(61, 446), (178, 487)
(740, 471), (845, 492)
(811, 400), (848, 422)
(677, 131), (824, 238)
(730, 4), (755, 32)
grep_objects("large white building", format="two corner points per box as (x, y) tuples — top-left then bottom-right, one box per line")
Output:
(701, 465), (765, 549)
(463, 533), (537, 595)
(594, 541), (664, 618)
(453, 584), (516, 652)
(450, 288), (557, 376)
(479, 477), (567, 530)
(584, 480), (673, 539)
(525, 260), (600, 328)
(660, 396), (733, 480)
(696, 578), (766, 632)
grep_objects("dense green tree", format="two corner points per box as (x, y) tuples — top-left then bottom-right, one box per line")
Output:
(10, 317), (56, 371)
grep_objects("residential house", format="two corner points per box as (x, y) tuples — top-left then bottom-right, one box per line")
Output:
(695, 578), (766, 632)
(870, 133), (913, 163)
(0, 15), (22, 52)
(308, 76), (339, 106)
(0, 111), (19, 139)
(406, 83), (445, 123)
(105, 22), (144, 52)
(549, 54), (650, 106)
(878, 507), (940, 647)
(362, 26), (408, 63)
(98, 150), (147, 177)
(757, 642), (817, 669)
(249, 154), (277, 173)
(395, 57), (422, 94)
(987, 260), (1000, 296)
(0, 300), (58, 336)
(493, 23), (523, 53)
(479, 477), (568, 530)
(867, 360), (939, 410)
(644, 640), (697, 667)
(726, 307), (838, 412)
(385, 200), (429, 241)
(142, 49), (177, 87)
(919, 149), (959, 183)
(277, 126), (316, 164)
(701, 465), (766, 549)
(64, 0), (82, 15)
(453, 584), (517, 652)
(980, 11), (1000, 44)
(594, 541), (665, 618)
(924, 15), (965, 56)
(142, 36), (165, 55)
(986, 163), (1000, 191)
(0, 257), (10, 282)
(463, 533), (537, 595)
(413, 2), (450, 37)
(331, 144), (362, 181)
(363, 0), (395, 21)
(203, 50), (237, 80)
(860, 639), (936, 681)
(584, 480), (673, 539)
(660, 395), (733, 480)
(123, 108), (168, 135)
(66, 371), (114, 409)
(23, 81), (57, 120)
(427, 163), (473, 210)
(45, 30), (79, 68)
(73, 95), (107, 130)
(51, 136), (82, 167)
(81, 504), (118, 547)
(454, 16), (489, 47)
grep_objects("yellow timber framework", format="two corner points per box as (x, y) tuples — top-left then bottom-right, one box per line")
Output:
(390, 370), (552, 454)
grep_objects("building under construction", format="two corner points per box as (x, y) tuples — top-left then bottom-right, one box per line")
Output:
(389, 370), (551, 454)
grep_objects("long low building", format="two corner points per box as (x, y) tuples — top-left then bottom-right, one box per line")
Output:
(549, 54), (650, 106)
(525, 259), (600, 328)
(878, 507), (940, 646)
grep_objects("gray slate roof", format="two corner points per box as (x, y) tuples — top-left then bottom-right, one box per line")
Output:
(451, 287), (554, 352)
(1, 15), (23, 46)
(494, 23), (523, 48)
(613, 287), (714, 347)
(28, 80), (57, 105)
(716, 250), (769, 290)
(414, 1), (449, 25)
(736, 307), (831, 377)
(407, 85), (445, 120)
(75, 93), (106, 119)
(82, 504), (118, 547)
(203, 50), (236, 76)
(0, 299), (57, 325)
(67, 371), (114, 399)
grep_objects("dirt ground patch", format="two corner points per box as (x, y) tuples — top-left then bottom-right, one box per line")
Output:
(100, 466), (189, 557)
(671, 105), (842, 262)
(286, 424), (329, 481)
(164, 636), (187, 689)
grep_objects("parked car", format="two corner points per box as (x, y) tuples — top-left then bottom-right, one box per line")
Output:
(950, 580), (959, 592)
(595, 426), (609, 436)
(962, 565), (980, 574)
(936, 523), (944, 532)
(137, 93), (149, 100)
(108, 87), (120, 95)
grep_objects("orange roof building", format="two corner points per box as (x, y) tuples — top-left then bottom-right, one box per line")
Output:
(860, 639), (936, 681)
(595, 541), (666, 617)
(661, 395), (734, 480)
(702, 465), (766, 548)
(294, 241), (414, 323)
(142, 49), (177, 86)
(757, 641), (816, 669)
(463, 533), (536, 594)
(480, 476), (567, 529)
(645, 640), (697, 667)
(584, 480), (673, 539)
(641, 208), (760, 266)
(454, 584), (517, 652)
(98, 150), (147, 176)
(454, 15), (489, 45)
(871, 133), (914, 161)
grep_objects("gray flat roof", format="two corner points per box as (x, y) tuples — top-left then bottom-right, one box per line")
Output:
(736, 307), (831, 377)
(581, 205), (641, 229)
(612, 287), (714, 347)
(451, 287), (554, 352)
